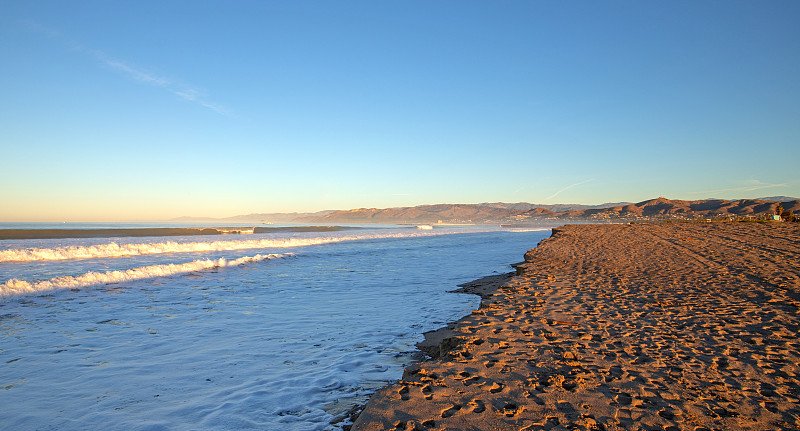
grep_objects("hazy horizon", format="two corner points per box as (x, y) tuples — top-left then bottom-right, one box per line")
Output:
(2, 2), (798, 222)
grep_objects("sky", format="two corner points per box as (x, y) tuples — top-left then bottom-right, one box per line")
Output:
(1, 1), (799, 221)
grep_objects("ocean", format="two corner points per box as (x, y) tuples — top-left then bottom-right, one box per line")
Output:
(0, 223), (552, 430)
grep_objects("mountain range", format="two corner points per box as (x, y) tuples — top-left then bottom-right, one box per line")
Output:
(295, 197), (800, 224)
(172, 197), (800, 224)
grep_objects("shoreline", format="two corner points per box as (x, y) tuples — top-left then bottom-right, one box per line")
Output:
(350, 222), (800, 430)
(336, 272), (520, 429)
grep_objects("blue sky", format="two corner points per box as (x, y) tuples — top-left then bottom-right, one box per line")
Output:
(1, 1), (798, 221)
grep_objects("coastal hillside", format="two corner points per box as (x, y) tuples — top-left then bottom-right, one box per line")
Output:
(170, 210), (333, 223)
(476, 201), (631, 212)
(295, 204), (522, 224)
(296, 197), (800, 224)
(560, 197), (800, 221)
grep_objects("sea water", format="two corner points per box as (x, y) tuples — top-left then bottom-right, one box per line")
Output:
(0, 224), (552, 430)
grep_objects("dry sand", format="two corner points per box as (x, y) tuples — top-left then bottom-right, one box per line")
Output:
(351, 222), (800, 430)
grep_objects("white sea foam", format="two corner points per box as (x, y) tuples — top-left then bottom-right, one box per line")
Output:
(0, 253), (288, 299)
(501, 227), (552, 233)
(0, 231), (454, 263)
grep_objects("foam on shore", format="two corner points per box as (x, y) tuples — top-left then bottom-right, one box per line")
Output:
(1, 253), (289, 298)
(0, 231), (449, 263)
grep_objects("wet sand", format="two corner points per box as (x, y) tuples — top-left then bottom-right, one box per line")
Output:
(352, 222), (800, 430)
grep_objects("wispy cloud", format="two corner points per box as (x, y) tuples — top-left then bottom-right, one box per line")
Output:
(543, 179), (594, 202)
(104, 60), (171, 87)
(687, 180), (787, 196)
(103, 59), (230, 115)
(22, 20), (230, 116)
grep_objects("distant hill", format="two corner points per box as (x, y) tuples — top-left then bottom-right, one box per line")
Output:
(544, 197), (799, 221)
(757, 196), (800, 202)
(296, 204), (522, 224)
(170, 210), (333, 224)
(296, 198), (800, 224)
(174, 198), (799, 225)
(477, 201), (631, 212)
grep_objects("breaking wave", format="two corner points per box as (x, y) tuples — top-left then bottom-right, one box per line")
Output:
(0, 231), (451, 263)
(0, 225), (361, 240)
(1, 253), (289, 299)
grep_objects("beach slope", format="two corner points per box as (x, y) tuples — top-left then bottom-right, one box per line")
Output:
(353, 222), (800, 430)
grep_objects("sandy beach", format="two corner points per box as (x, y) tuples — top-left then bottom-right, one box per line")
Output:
(352, 222), (800, 430)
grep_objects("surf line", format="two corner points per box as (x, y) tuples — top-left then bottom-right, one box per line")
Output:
(0, 253), (291, 299)
(0, 230), (461, 263)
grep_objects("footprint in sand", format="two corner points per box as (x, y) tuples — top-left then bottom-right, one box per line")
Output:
(440, 404), (462, 418)
(463, 375), (480, 385)
(525, 392), (546, 405)
(421, 384), (433, 400)
(398, 386), (410, 401)
(521, 416), (560, 430)
(499, 402), (520, 417)
(399, 419), (436, 430)
(470, 399), (486, 413)
(657, 408), (676, 420)
(614, 393), (632, 405)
